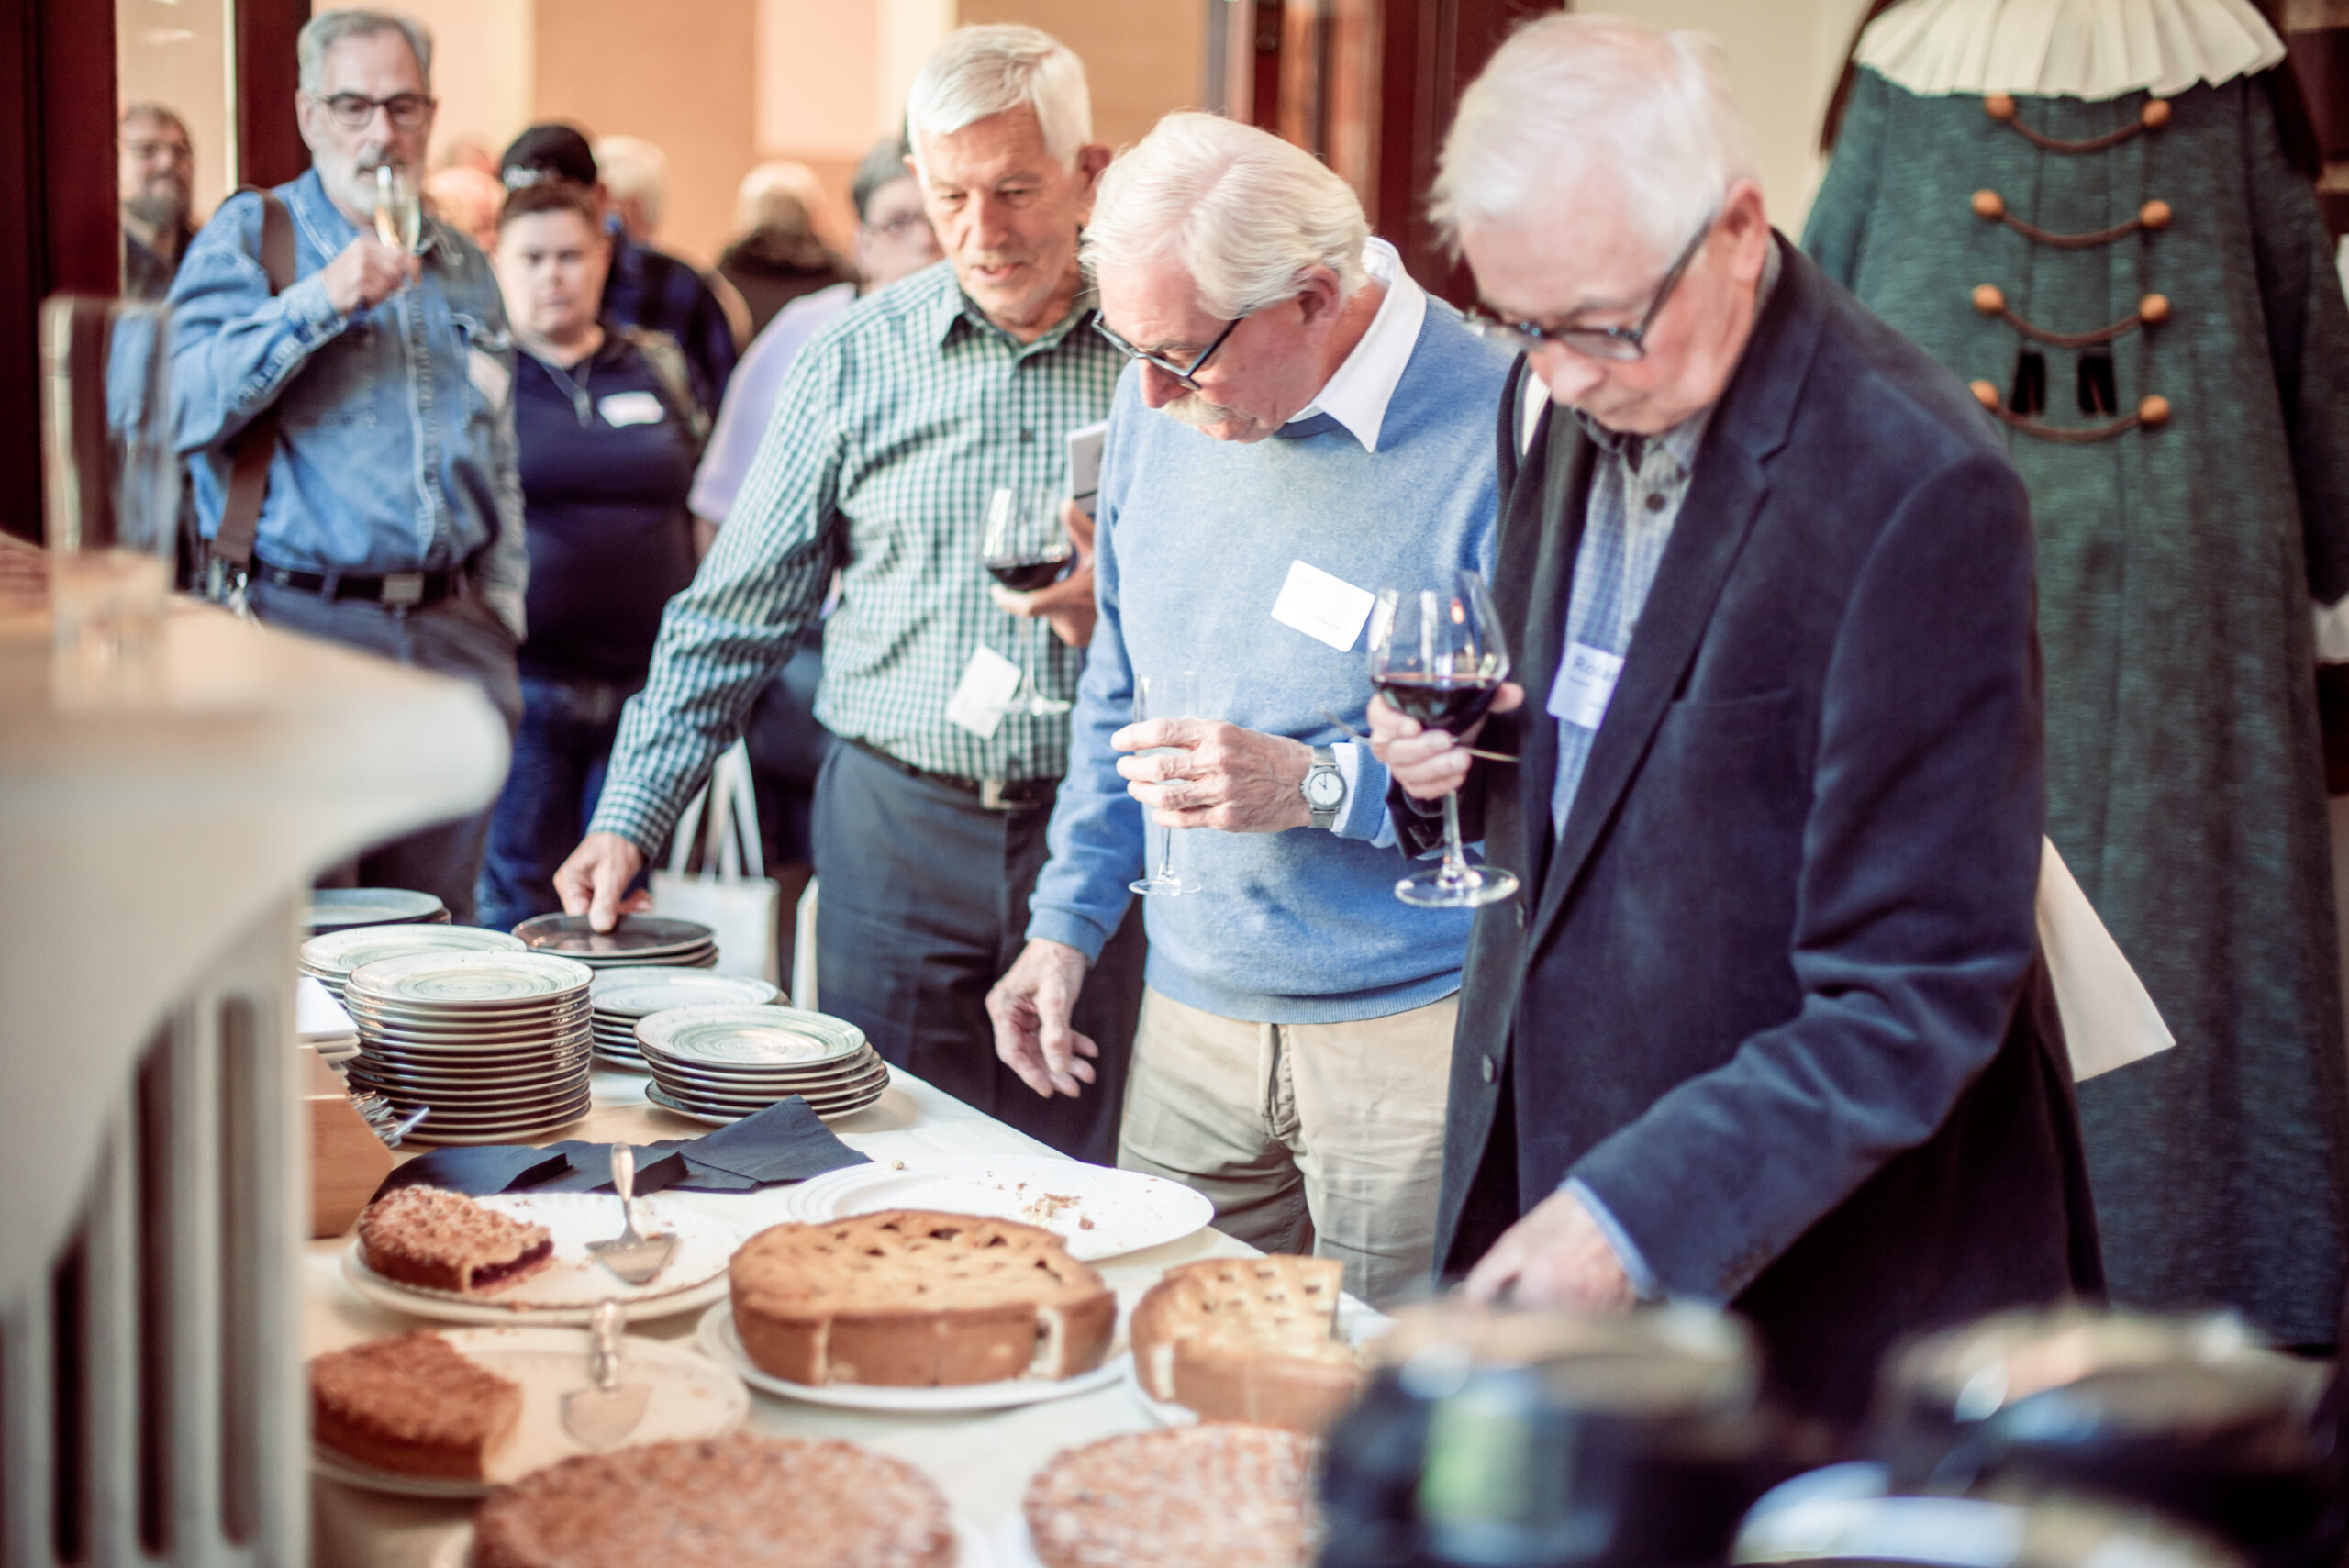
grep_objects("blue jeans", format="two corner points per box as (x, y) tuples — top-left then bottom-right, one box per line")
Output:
(476, 673), (640, 934)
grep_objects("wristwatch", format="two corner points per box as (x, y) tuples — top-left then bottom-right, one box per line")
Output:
(1301, 745), (1346, 830)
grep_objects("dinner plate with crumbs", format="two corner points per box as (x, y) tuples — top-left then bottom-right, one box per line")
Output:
(784, 1155), (1214, 1262)
(341, 1192), (738, 1324)
(312, 1326), (749, 1499)
(695, 1299), (1131, 1413)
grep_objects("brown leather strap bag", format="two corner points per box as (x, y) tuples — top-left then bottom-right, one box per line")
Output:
(204, 188), (295, 604)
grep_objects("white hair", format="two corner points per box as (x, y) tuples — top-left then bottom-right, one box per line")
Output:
(906, 25), (1090, 172)
(595, 135), (668, 230)
(1432, 14), (1757, 262)
(297, 9), (433, 96)
(1084, 112), (1366, 320)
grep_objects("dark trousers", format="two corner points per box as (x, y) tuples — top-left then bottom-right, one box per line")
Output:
(248, 578), (522, 925)
(811, 740), (1145, 1162)
(476, 673), (639, 935)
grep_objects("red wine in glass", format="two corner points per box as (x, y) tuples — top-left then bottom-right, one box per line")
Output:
(980, 487), (1073, 715)
(985, 551), (1073, 592)
(1370, 672), (1503, 735)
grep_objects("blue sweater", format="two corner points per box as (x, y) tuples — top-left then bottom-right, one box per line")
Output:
(1027, 304), (1510, 1023)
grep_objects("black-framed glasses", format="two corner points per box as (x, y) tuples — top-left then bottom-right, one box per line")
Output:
(1466, 211), (1716, 363)
(317, 92), (436, 131)
(1092, 311), (1245, 392)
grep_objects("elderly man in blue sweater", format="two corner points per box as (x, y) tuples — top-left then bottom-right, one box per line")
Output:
(985, 114), (1510, 1305)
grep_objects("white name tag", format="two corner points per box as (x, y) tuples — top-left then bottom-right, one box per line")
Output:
(944, 643), (1024, 738)
(1270, 560), (1375, 653)
(1548, 640), (1625, 730)
(467, 347), (510, 412)
(598, 390), (666, 428)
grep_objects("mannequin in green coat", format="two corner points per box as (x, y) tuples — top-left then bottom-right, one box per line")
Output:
(1804, 0), (2349, 1345)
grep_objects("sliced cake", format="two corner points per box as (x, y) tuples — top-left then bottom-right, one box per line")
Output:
(728, 1210), (1115, 1386)
(1130, 1255), (1366, 1431)
(357, 1184), (555, 1296)
(1024, 1425), (1321, 1568)
(309, 1330), (523, 1481)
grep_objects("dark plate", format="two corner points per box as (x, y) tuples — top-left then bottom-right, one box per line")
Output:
(510, 914), (717, 959)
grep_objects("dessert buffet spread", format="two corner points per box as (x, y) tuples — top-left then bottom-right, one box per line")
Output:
(1020, 1426), (1323, 1568)
(1130, 1256), (1368, 1432)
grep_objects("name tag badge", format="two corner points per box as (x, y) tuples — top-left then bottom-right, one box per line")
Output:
(944, 643), (1024, 739)
(598, 390), (666, 428)
(466, 347), (511, 412)
(1549, 640), (1625, 731)
(1270, 560), (1375, 653)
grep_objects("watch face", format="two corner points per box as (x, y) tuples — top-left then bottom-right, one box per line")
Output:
(1307, 772), (1345, 808)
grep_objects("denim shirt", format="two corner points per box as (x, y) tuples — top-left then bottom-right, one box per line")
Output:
(168, 168), (528, 635)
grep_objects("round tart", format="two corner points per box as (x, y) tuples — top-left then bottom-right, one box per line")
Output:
(1023, 1425), (1321, 1568)
(473, 1434), (952, 1568)
(357, 1184), (554, 1296)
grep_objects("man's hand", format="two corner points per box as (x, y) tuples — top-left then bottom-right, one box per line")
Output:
(1462, 1186), (1639, 1312)
(319, 235), (421, 316)
(990, 500), (1098, 648)
(553, 832), (654, 932)
(1116, 719), (1312, 833)
(985, 939), (1097, 1098)
(1368, 684), (1526, 802)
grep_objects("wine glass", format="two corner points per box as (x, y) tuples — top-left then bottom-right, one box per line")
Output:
(373, 164), (423, 259)
(1369, 572), (1519, 908)
(981, 486), (1074, 716)
(1129, 671), (1202, 897)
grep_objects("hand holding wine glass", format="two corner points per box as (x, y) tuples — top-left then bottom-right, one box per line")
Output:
(1129, 671), (1202, 896)
(981, 487), (1074, 716)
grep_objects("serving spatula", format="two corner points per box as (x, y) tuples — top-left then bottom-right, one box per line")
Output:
(560, 1298), (651, 1451)
(587, 1143), (675, 1285)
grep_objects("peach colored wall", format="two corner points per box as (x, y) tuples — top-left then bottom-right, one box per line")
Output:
(956, 0), (1208, 152)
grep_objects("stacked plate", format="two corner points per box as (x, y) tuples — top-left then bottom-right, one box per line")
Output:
(305, 886), (450, 936)
(300, 924), (528, 1002)
(589, 969), (781, 1070)
(512, 913), (718, 971)
(636, 1005), (888, 1125)
(340, 951), (596, 1144)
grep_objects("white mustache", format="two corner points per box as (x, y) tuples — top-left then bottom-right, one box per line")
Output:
(1161, 393), (1244, 431)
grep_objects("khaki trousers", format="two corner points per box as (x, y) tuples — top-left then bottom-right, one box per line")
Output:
(1116, 984), (1458, 1308)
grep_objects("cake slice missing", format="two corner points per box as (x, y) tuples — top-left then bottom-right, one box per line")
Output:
(1130, 1255), (1367, 1431)
(310, 1330), (523, 1481)
(357, 1184), (556, 1296)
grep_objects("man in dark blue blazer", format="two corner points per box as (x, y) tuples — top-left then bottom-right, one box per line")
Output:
(1371, 14), (2103, 1423)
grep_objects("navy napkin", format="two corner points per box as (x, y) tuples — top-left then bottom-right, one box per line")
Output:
(372, 1145), (571, 1201)
(677, 1097), (872, 1186)
(522, 1141), (694, 1195)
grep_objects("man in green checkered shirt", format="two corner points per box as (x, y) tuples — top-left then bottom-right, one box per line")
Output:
(555, 25), (1144, 1157)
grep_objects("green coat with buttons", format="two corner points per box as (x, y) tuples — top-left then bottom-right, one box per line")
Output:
(1805, 65), (2349, 1344)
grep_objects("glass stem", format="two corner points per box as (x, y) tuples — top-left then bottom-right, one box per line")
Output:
(1441, 790), (1471, 884)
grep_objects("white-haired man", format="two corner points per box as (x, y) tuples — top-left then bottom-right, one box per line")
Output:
(555, 26), (1143, 1160)
(1370, 16), (2100, 1418)
(985, 113), (1510, 1306)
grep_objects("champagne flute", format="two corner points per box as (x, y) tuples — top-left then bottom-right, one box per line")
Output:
(1129, 671), (1201, 896)
(373, 164), (423, 258)
(1369, 571), (1519, 908)
(981, 486), (1074, 716)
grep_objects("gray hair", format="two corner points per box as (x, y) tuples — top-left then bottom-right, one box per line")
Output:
(297, 8), (433, 96)
(1084, 113), (1366, 320)
(1432, 14), (1757, 262)
(597, 136), (668, 230)
(907, 25), (1090, 172)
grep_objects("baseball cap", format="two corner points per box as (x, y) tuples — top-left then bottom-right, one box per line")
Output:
(499, 124), (597, 190)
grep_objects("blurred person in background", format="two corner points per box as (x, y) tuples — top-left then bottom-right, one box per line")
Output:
(120, 103), (196, 300)
(169, 7), (524, 923)
(599, 132), (756, 371)
(425, 161), (504, 252)
(719, 161), (852, 337)
(687, 138), (944, 931)
(475, 180), (703, 933)
(555, 26), (1144, 1160)
(437, 132), (497, 177)
(500, 125), (739, 415)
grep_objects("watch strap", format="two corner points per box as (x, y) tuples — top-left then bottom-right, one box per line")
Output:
(1304, 744), (1342, 831)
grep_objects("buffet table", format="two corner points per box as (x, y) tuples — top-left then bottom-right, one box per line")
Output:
(305, 1062), (1256, 1566)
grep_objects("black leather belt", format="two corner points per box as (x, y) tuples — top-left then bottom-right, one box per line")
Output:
(846, 738), (1055, 811)
(251, 558), (467, 607)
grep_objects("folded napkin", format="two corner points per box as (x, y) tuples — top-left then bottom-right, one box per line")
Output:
(366, 1095), (869, 1204)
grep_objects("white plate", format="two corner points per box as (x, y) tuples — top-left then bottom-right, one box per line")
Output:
(309, 1325), (750, 1497)
(591, 970), (780, 1016)
(643, 1082), (885, 1127)
(785, 1156), (1215, 1262)
(341, 1192), (737, 1320)
(347, 951), (595, 1008)
(696, 1301), (1130, 1412)
(302, 924), (528, 979)
(637, 1005), (867, 1070)
(647, 1059), (888, 1104)
(643, 1048), (886, 1093)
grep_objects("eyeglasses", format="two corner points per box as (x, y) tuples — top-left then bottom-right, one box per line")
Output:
(1466, 211), (1716, 363)
(864, 213), (931, 241)
(1092, 312), (1245, 392)
(317, 92), (436, 131)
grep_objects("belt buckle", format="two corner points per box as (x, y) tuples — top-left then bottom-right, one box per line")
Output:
(380, 572), (426, 607)
(980, 778), (1009, 811)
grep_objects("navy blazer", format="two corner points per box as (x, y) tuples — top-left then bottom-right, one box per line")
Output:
(1416, 239), (2103, 1424)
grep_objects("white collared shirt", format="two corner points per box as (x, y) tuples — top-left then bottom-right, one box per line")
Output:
(1286, 238), (1428, 453)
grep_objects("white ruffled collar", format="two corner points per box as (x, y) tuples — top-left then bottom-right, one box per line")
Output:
(1854, 0), (2285, 101)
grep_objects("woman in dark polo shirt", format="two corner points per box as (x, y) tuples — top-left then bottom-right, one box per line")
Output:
(476, 180), (700, 933)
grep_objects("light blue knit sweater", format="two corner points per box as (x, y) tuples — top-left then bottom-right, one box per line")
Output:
(1026, 303), (1510, 1024)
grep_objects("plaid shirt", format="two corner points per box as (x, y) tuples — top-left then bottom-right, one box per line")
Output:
(591, 262), (1121, 853)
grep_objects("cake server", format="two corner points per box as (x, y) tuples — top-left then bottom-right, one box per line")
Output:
(560, 1298), (651, 1451)
(587, 1143), (675, 1285)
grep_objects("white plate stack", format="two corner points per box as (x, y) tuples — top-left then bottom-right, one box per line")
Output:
(636, 1005), (889, 1125)
(511, 913), (718, 971)
(299, 924), (529, 1003)
(305, 886), (451, 936)
(340, 951), (596, 1144)
(588, 969), (781, 1070)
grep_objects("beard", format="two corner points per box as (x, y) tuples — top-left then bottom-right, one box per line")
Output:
(124, 185), (188, 231)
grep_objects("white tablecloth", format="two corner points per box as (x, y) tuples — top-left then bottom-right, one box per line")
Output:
(306, 1064), (1253, 1566)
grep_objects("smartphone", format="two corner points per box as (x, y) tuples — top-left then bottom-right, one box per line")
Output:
(1066, 419), (1108, 519)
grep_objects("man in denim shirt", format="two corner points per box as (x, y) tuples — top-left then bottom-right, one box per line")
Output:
(170, 8), (525, 922)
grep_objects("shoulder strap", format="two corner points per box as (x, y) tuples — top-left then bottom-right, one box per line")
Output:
(212, 189), (295, 573)
(617, 324), (711, 446)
